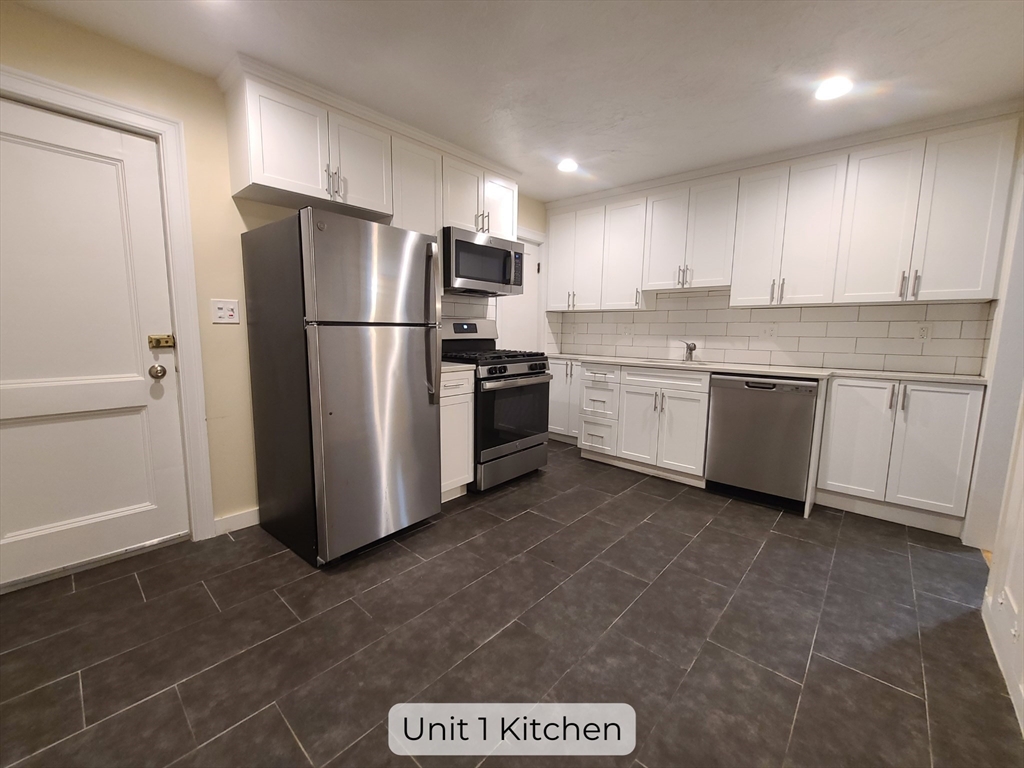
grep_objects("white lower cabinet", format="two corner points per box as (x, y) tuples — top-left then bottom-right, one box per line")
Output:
(580, 415), (617, 455)
(581, 381), (619, 420)
(818, 377), (984, 517)
(440, 391), (473, 494)
(617, 385), (660, 464)
(549, 360), (582, 440)
(657, 390), (709, 475)
(569, 362), (582, 439)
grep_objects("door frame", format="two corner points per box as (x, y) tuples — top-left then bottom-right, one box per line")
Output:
(0, 66), (216, 540)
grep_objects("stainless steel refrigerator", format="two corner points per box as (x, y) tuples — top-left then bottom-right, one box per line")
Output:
(242, 208), (441, 566)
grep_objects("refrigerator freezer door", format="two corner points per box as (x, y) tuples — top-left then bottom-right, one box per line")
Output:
(304, 208), (438, 325)
(308, 325), (441, 561)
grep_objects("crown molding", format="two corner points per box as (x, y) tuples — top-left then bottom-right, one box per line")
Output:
(218, 55), (520, 180)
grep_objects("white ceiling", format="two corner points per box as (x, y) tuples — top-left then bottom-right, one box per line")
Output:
(24, 0), (1024, 202)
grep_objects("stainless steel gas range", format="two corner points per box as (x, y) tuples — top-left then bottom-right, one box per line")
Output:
(441, 319), (551, 490)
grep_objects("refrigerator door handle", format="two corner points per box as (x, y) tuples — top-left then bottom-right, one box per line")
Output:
(427, 241), (442, 404)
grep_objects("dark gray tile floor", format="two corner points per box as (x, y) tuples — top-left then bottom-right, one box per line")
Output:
(1, 443), (1021, 768)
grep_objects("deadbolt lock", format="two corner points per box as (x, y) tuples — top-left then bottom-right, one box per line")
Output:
(148, 334), (175, 349)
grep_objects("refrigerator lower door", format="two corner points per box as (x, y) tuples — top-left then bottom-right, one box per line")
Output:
(308, 325), (441, 562)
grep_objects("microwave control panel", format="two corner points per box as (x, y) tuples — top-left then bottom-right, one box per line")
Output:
(513, 252), (523, 286)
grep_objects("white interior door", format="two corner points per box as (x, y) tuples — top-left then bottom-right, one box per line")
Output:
(817, 377), (898, 501)
(496, 241), (541, 350)
(0, 99), (190, 584)
(657, 390), (708, 476)
(617, 384), (660, 465)
(885, 382), (984, 517)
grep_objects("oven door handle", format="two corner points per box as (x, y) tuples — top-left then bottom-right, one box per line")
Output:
(480, 373), (553, 391)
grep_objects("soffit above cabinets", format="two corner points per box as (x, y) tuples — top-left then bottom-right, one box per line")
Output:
(23, 0), (1024, 202)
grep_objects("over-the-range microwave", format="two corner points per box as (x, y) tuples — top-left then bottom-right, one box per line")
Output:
(442, 226), (525, 297)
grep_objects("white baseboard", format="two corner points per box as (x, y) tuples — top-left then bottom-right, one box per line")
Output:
(441, 486), (467, 503)
(815, 490), (963, 536)
(580, 450), (706, 488)
(214, 507), (260, 536)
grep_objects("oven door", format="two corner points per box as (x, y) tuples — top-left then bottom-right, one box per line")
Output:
(444, 227), (524, 296)
(476, 374), (552, 462)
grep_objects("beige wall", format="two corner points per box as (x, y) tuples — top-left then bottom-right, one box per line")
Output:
(1, 3), (544, 521)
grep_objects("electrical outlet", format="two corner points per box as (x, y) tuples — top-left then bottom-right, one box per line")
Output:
(915, 323), (931, 340)
(621, 325), (634, 336)
(758, 323), (778, 341)
(211, 299), (239, 324)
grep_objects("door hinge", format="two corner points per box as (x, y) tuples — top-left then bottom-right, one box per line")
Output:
(148, 334), (175, 349)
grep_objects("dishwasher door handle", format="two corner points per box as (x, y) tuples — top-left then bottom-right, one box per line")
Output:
(744, 381), (777, 390)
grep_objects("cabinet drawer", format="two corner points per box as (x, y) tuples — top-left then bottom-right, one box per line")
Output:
(579, 415), (618, 456)
(440, 370), (474, 397)
(580, 362), (620, 383)
(580, 381), (619, 420)
(621, 366), (710, 393)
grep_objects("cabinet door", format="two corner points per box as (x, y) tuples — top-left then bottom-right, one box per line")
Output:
(657, 390), (708, 476)
(484, 172), (518, 240)
(601, 198), (648, 310)
(778, 154), (848, 305)
(643, 185), (689, 291)
(833, 139), (925, 303)
(572, 207), (605, 311)
(730, 167), (788, 306)
(440, 393), (474, 492)
(818, 377), (898, 501)
(328, 111), (392, 214)
(909, 119), (1018, 302)
(569, 362), (582, 438)
(886, 382), (984, 517)
(391, 137), (442, 235)
(547, 212), (575, 311)
(443, 156), (484, 231)
(684, 176), (738, 288)
(245, 80), (330, 199)
(617, 384), (660, 465)
(548, 360), (570, 435)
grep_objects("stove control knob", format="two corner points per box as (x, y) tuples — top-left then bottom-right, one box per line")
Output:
(488, 366), (498, 375)
(499, 365), (508, 374)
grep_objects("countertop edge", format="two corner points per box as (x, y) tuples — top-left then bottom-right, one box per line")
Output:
(441, 361), (476, 372)
(546, 354), (987, 386)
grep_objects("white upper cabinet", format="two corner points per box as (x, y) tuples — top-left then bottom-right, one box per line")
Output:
(818, 377), (898, 501)
(909, 118), (1018, 302)
(602, 198), (648, 310)
(886, 382), (984, 517)
(657, 390), (708, 475)
(833, 138), (926, 303)
(391, 137), (442, 235)
(642, 185), (689, 290)
(327, 110), (392, 215)
(547, 212), (575, 311)
(684, 176), (738, 288)
(443, 155), (485, 231)
(484, 172), (518, 240)
(239, 79), (331, 200)
(778, 154), (848, 305)
(730, 167), (789, 307)
(572, 207), (606, 311)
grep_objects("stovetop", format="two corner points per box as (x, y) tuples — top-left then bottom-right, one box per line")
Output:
(442, 349), (546, 363)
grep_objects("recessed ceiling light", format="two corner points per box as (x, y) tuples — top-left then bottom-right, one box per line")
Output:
(557, 159), (578, 173)
(815, 76), (854, 101)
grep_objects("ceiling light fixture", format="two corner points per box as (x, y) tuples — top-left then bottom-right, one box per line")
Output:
(815, 76), (854, 101)
(557, 158), (578, 173)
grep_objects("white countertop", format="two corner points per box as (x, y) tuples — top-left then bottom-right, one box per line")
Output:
(441, 361), (476, 373)
(547, 353), (986, 386)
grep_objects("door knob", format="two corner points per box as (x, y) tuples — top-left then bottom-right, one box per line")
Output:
(148, 364), (167, 380)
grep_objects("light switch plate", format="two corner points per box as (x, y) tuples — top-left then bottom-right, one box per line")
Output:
(211, 299), (239, 324)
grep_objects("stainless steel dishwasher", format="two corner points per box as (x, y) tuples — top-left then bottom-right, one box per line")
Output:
(706, 375), (818, 501)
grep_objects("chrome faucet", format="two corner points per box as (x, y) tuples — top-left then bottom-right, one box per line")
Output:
(684, 342), (697, 362)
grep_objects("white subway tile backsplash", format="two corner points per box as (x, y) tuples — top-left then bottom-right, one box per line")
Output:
(800, 306), (860, 322)
(827, 321), (889, 338)
(552, 293), (992, 375)
(823, 353), (886, 371)
(858, 304), (928, 322)
(750, 307), (803, 322)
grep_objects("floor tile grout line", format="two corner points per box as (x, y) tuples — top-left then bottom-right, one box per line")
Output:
(907, 540), (987, 562)
(173, 684), (200, 747)
(274, 702), (316, 768)
(705, 639), (805, 686)
(908, 543), (936, 768)
(781, 510), (842, 762)
(913, 588), (984, 610)
(201, 581), (221, 613)
(275, 590), (303, 622)
(813, 652), (925, 701)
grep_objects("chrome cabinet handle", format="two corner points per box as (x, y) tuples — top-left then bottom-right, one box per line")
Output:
(484, 212), (491, 233)
(677, 265), (683, 287)
(653, 392), (658, 411)
(473, 212), (482, 231)
(899, 270), (908, 300)
(635, 288), (640, 307)
(778, 277), (785, 303)
(888, 384), (897, 411)
(572, 291), (576, 309)
(660, 391), (666, 412)
(912, 269), (921, 300)
(901, 385), (909, 412)
(685, 265), (691, 286)
(567, 291), (570, 310)
(442, 382), (462, 389)
(769, 278), (776, 304)
(325, 164), (331, 196)
(333, 168), (341, 198)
